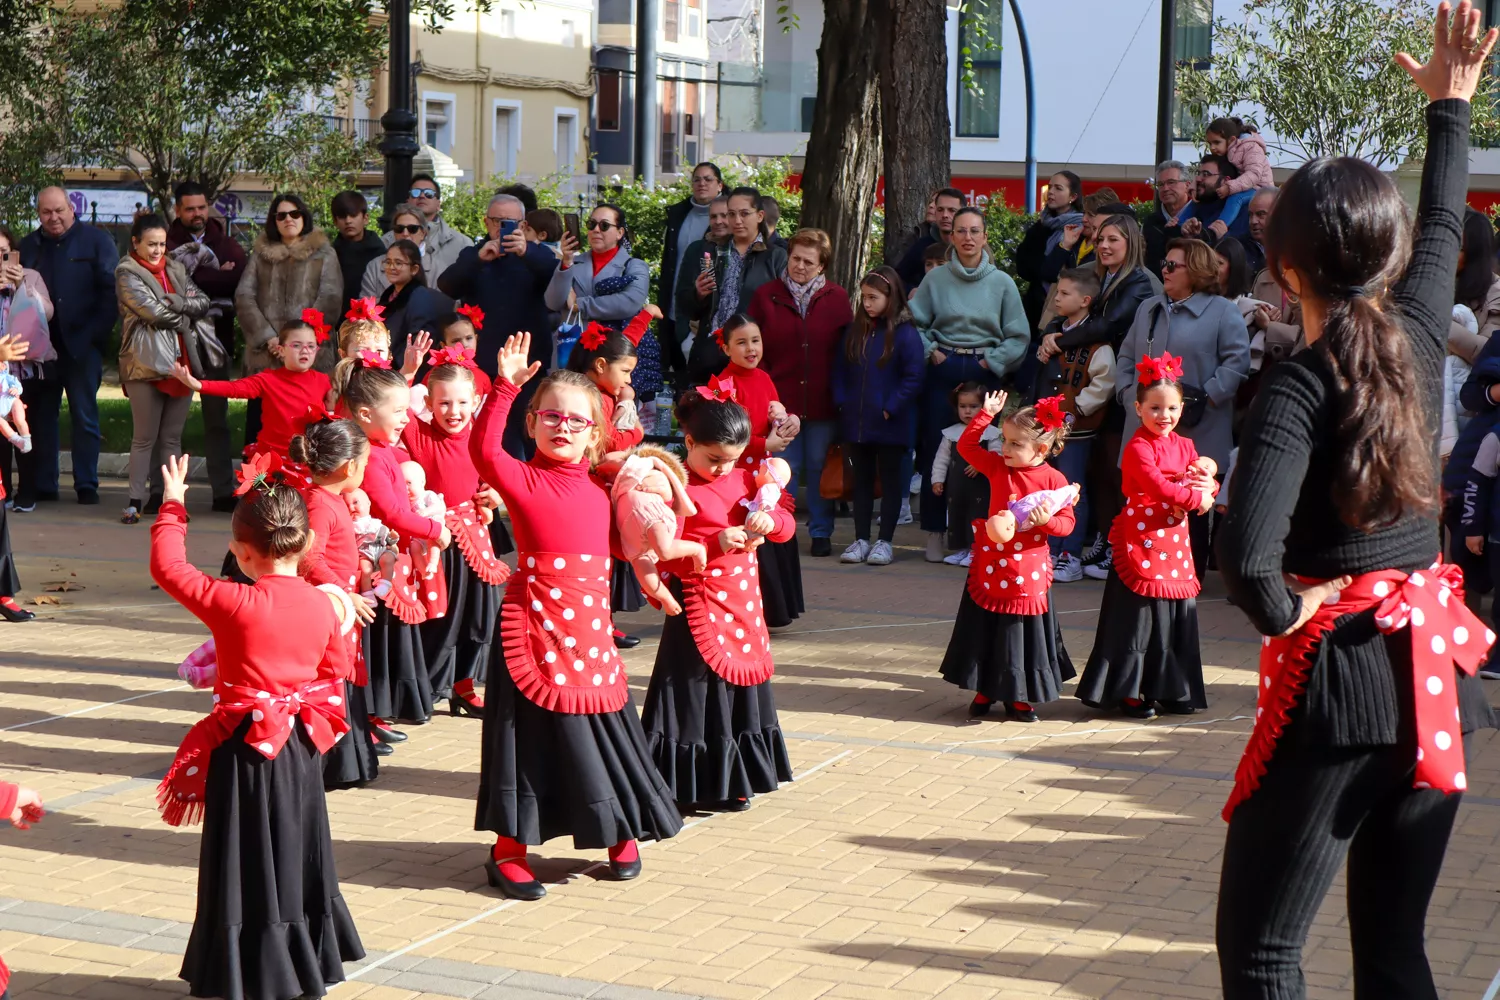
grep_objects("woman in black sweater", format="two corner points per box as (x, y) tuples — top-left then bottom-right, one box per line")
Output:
(1215, 6), (1497, 997)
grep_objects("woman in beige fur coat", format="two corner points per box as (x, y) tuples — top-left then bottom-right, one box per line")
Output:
(235, 192), (341, 378)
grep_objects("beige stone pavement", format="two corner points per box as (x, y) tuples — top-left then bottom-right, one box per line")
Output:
(2, 483), (1500, 1000)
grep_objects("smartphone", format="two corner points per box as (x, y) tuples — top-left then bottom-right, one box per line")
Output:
(2, 251), (17, 266)
(499, 219), (519, 240)
(564, 212), (581, 247)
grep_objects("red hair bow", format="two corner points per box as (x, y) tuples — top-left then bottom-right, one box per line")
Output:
(455, 303), (485, 327)
(1135, 352), (1184, 386)
(579, 322), (609, 351)
(293, 401), (332, 436)
(300, 308), (331, 344)
(1034, 395), (1069, 432)
(696, 374), (738, 403)
(234, 451), (283, 497)
(427, 343), (478, 371)
(346, 297), (386, 324)
(357, 349), (391, 369)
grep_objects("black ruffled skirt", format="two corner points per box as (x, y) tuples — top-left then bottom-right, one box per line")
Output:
(474, 646), (683, 849)
(181, 717), (364, 1000)
(489, 516), (514, 556)
(642, 581), (794, 806)
(323, 679), (379, 791)
(756, 537), (803, 628)
(1076, 570), (1207, 709)
(364, 603), (433, 724)
(0, 499), (17, 597)
(421, 547), (500, 700)
(611, 559), (644, 615)
(939, 591), (1075, 705)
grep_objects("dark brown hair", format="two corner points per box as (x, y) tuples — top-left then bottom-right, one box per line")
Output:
(1266, 156), (1429, 531)
(949, 380), (986, 411)
(1006, 405), (1070, 458)
(847, 266), (910, 366)
(1135, 376), (1185, 404)
(231, 483), (310, 559)
(289, 419), (369, 480)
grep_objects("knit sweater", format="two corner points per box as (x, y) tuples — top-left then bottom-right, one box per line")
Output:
(908, 250), (1030, 376)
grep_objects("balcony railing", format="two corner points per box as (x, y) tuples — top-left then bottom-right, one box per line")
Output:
(321, 115), (384, 143)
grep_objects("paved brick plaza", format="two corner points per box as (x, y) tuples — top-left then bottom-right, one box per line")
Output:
(2, 484), (1499, 1000)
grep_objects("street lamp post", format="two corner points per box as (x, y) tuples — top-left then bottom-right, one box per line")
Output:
(633, 0), (659, 185)
(380, 0), (420, 230)
(1155, 0), (1177, 170)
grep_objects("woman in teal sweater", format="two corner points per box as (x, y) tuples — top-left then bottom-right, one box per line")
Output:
(908, 206), (1030, 562)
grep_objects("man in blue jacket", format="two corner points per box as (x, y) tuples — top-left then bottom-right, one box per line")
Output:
(15, 187), (118, 508)
(437, 192), (558, 458)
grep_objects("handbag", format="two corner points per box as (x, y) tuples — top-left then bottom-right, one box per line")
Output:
(818, 442), (881, 501)
(182, 314), (227, 376)
(1146, 301), (1209, 429)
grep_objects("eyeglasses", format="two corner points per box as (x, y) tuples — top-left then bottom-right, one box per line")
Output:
(485, 215), (508, 225)
(535, 409), (595, 432)
(952, 227), (985, 238)
(393, 224), (423, 235)
(275, 210), (303, 222)
(409, 188), (439, 200)
(383, 257), (415, 269)
(586, 219), (617, 231)
(1161, 260), (1185, 273)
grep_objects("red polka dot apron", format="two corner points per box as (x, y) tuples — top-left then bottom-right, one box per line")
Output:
(377, 551), (429, 626)
(446, 500), (511, 586)
(683, 550), (775, 686)
(409, 538), (449, 621)
(1223, 563), (1495, 821)
(967, 521), (1053, 615)
(499, 552), (628, 714)
(1110, 496), (1199, 599)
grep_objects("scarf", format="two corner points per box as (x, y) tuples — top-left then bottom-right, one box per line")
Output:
(714, 238), (763, 330)
(132, 252), (174, 294)
(783, 271), (826, 318)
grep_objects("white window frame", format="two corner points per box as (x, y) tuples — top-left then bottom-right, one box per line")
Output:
(560, 18), (576, 47)
(420, 90), (457, 153)
(499, 8), (516, 37)
(492, 98), (523, 176)
(553, 107), (580, 175)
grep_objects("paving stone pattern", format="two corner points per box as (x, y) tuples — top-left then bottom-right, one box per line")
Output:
(2, 486), (1499, 999)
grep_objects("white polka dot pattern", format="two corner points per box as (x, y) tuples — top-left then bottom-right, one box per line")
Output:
(683, 550), (776, 686)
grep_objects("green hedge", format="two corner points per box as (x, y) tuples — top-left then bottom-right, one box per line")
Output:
(61, 397), (248, 455)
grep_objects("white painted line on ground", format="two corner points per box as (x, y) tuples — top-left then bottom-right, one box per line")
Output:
(1481, 965), (1500, 1000)
(945, 714), (1256, 749)
(793, 748), (854, 779)
(0, 684), (191, 732)
(26, 600), (183, 616)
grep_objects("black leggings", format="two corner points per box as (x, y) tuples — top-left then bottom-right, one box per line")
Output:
(1217, 717), (1462, 999)
(849, 443), (907, 543)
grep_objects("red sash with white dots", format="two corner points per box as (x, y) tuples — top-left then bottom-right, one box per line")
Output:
(1223, 563), (1494, 821)
(1110, 496), (1199, 599)
(967, 520), (1053, 616)
(446, 500), (511, 586)
(499, 551), (628, 714)
(683, 550), (775, 686)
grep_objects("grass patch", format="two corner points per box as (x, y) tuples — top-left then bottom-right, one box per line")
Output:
(60, 397), (248, 454)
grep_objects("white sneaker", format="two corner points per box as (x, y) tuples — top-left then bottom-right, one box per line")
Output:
(910, 473), (922, 494)
(840, 539), (872, 564)
(959, 549), (972, 567)
(943, 548), (969, 565)
(1054, 552), (1084, 583)
(897, 498), (913, 524)
(1083, 546), (1112, 580)
(867, 540), (894, 565)
(1479, 667), (1500, 680)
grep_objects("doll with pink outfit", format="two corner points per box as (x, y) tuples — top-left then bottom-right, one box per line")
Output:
(740, 457), (791, 537)
(611, 445), (707, 616)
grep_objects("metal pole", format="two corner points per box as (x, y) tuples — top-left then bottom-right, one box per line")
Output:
(379, 0), (420, 230)
(1155, 0), (1177, 170)
(634, 0), (659, 185)
(1007, 0), (1037, 214)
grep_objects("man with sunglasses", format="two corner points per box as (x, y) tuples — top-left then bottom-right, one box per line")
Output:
(390, 174), (466, 283)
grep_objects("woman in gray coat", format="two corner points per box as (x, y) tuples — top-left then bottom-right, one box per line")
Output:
(1115, 237), (1250, 574)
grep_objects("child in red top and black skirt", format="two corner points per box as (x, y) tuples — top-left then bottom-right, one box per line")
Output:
(641, 383), (799, 810)
(938, 392), (1077, 722)
(469, 332), (681, 902)
(151, 453), (364, 1000)
(1076, 353), (1217, 719)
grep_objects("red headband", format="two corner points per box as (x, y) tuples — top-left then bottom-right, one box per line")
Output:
(1034, 395), (1069, 432)
(1136, 352), (1184, 387)
(357, 349), (391, 370)
(455, 303), (485, 327)
(234, 451), (284, 497)
(579, 322), (608, 351)
(346, 297), (386, 324)
(300, 308), (331, 344)
(696, 374), (738, 403)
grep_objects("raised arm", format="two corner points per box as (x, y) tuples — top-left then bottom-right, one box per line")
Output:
(470, 333), (543, 498)
(150, 499), (247, 622)
(955, 406), (1008, 481)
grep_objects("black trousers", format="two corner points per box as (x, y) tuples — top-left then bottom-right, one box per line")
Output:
(1217, 718), (1462, 1000)
(849, 442), (906, 543)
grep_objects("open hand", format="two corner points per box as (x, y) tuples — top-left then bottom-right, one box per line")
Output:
(169, 362), (202, 391)
(402, 329), (433, 378)
(981, 391), (1007, 417)
(1396, 1), (1498, 104)
(0, 332), (29, 363)
(161, 453), (191, 505)
(497, 332), (541, 387)
(350, 592), (377, 625)
(1279, 575), (1354, 636)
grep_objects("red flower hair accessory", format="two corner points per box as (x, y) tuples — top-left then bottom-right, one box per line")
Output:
(455, 303), (485, 327)
(357, 349), (391, 369)
(712, 327), (726, 352)
(427, 343), (478, 371)
(696, 374), (738, 403)
(346, 297), (386, 324)
(1135, 352), (1184, 387)
(234, 451), (283, 497)
(300, 308), (331, 344)
(1034, 395), (1069, 432)
(579, 322), (609, 351)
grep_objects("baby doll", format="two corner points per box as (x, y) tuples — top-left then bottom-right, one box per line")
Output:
(985, 483), (1082, 546)
(177, 638), (218, 689)
(611, 444), (707, 616)
(400, 461), (446, 580)
(347, 487), (400, 598)
(0, 362), (30, 453)
(740, 456), (792, 537)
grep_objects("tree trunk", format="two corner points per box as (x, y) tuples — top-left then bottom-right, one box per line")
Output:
(880, 0), (950, 270)
(799, 0), (886, 295)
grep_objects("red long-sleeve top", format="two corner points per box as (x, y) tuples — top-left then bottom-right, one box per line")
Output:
(198, 367), (331, 459)
(300, 486), (359, 591)
(957, 411), (1077, 537)
(598, 386), (644, 454)
(362, 438), (444, 546)
(719, 363), (781, 467)
(149, 500), (348, 691)
(1120, 427), (1209, 511)
(663, 467), (796, 576)
(402, 417), (481, 503)
(470, 380), (610, 555)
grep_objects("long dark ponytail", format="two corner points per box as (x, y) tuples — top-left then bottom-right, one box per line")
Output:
(1265, 156), (1430, 532)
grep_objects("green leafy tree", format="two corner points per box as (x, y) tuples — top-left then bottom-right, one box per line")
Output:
(1177, 0), (1500, 167)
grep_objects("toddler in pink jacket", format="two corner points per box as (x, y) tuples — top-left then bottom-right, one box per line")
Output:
(1206, 117), (1273, 195)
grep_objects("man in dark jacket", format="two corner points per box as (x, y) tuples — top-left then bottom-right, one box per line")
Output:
(656, 162), (724, 376)
(15, 186), (118, 508)
(438, 192), (558, 458)
(1143, 159), (1191, 277)
(894, 187), (965, 291)
(330, 190), (385, 323)
(166, 180), (246, 510)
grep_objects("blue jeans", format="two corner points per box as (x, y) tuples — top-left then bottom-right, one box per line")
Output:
(1048, 436), (1093, 558)
(782, 418), (836, 538)
(917, 354), (1001, 534)
(17, 347), (103, 499)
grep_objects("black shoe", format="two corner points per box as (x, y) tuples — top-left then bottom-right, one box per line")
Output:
(610, 856), (643, 880)
(1004, 703), (1039, 723)
(211, 496), (238, 513)
(720, 798), (751, 812)
(0, 602), (36, 623)
(373, 741), (394, 757)
(37, 490), (59, 502)
(77, 488), (99, 505)
(968, 697), (992, 718)
(1157, 700), (1200, 716)
(485, 854), (547, 900)
(371, 725), (407, 744)
(613, 629), (641, 649)
(450, 697), (482, 718)
(10, 498), (35, 513)
(144, 494), (163, 516)
(1120, 701), (1157, 720)
(810, 537), (831, 557)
